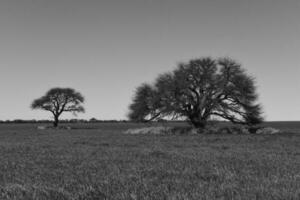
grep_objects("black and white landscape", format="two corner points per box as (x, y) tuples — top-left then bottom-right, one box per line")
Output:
(0, 0), (299, 199)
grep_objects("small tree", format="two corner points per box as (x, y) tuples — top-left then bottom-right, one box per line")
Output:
(31, 88), (85, 127)
(128, 83), (161, 122)
(128, 57), (263, 128)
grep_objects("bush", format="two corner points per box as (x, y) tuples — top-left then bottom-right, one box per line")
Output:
(124, 127), (172, 135)
(255, 127), (280, 134)
(124, 126), (199, 135)
(124, 125), (280, 135)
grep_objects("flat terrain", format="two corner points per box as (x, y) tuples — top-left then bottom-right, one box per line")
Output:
(0, 122), (299, 200)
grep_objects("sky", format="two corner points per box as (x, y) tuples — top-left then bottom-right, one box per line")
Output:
(0, 0), (299, 121)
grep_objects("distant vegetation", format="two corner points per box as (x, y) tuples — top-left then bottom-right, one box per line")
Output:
(129, 57), (263, 129)
(0, 119), (129, 124)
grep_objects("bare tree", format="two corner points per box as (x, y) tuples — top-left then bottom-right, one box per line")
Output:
(128, 57), (263, 128)
(31, 88), (85, 127)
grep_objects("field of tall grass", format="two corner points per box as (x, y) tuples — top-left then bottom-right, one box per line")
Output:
(0, 122), (299, 200)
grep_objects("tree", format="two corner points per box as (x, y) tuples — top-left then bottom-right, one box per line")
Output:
(128, 57), (263, 128)
(128, 83), (161, 122)
(31, 88), (85, 127)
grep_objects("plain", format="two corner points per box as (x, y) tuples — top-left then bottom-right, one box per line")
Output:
(0, 122), (299, 200)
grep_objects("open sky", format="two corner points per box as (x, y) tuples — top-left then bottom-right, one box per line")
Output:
(0, 0), (299, 121)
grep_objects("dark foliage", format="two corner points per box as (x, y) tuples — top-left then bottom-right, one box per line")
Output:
(128, 57), (263, 128)
(31, 88), (85, 127)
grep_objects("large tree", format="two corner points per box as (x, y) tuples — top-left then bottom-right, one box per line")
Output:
(128, 57), (263, 128)
(31, 88), (85, 127)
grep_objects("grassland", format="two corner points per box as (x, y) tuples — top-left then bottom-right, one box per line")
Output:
(0, 122), (299, 200)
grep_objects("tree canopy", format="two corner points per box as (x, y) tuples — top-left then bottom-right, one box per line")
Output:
(31, 88), (85, 127)
(128, 57), (263, 128)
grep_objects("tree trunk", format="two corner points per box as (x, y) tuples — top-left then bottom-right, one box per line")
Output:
(189, 115), (207, 129)
(53, 115), (59, 127)
(191, 120), (206, 129)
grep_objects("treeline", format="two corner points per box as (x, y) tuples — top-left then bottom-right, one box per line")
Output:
(0, 119), (188, 124)
(0, 118), (129, 124)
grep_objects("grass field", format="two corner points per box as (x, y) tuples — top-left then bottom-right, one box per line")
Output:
(0, 122), (299, 200)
